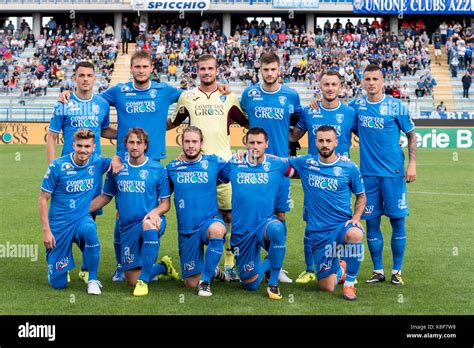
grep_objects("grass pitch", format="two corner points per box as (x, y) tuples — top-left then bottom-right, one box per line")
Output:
(0, 145), (473, 315)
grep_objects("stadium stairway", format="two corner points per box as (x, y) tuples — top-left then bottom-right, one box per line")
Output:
(109, 43), (136, 121)
(428, 44), (455, 111)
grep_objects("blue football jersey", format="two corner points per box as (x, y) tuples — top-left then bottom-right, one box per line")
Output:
(296, 101), (357, 157)
(49, 93), (110, 156)
(288, 155), (365, 232)
(40, 153), (111, 229)
(100, 81), (183, 160)
(103, 157), (170, 228)
(350, 95), (415, 177)
(240, 83), (303, 157)
(218, 155), (289, 235)
(167, 154), (227, 234)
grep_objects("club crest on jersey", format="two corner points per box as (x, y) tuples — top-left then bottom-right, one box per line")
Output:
(279, 96), (287, 106)
(92, 103), (99, 115)
(61, 162), (74, 171)
(87, 166), (94, 176)
(248, 88), (260, 98)
(219, 95), (227, 103)
(333, 167), (342, 176)
(201, 160), (209, 170)
(139, 170), (149, 180)
(149, 89), (157, 98)
(336, 114), (344, 124)
(262, 162), (271, 172)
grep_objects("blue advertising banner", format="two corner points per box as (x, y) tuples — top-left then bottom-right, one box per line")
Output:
(420, 111), (474, 120)
(273, 0), (319, 8)
(352, 0), (474, 14)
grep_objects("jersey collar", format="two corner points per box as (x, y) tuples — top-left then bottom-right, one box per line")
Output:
(128, 156), (149, 168)
(259, 83), (282, 94)
(70, 153), (90, 168)
(245, 154), (266, 167)
(366, 94), (386, 104)
(317, 156), (341, 166)
(198, 86), (218, 99)
(182, 154), (203, 164)
(132, 81), (151, 91)
(319, 101), (341, 111)
(72, 92), (93, 102)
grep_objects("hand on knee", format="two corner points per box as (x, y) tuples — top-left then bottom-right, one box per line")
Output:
(142, 219), (157, 231)
(345, 228), (363, 244)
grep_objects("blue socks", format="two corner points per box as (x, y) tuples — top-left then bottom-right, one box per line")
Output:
(345, 243), (364, 283)
(139, 229), (160, 282)
(390, 218), (406, 272)
(202, 238), (224, 283)
(266, 221), (286, 287)
(366, 217), (384, 271)
(304, 230), (315, 273)
(81, 223), (100, 281)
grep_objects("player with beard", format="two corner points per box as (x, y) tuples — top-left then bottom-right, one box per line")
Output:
(168, 54), (248, 281)
(289, 70), (357, 284)
(240, 51), (303, 284)
(167, 126), (230, 297)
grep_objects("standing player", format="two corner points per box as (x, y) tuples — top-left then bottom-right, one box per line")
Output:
(287, 126), (366, 300)
(289, 70), (357, 284)
(39, 129), (111, 294)
(349, 64), (417, 286)
(90, 128), (179, 297)
(46, 61), (118, 284)
(167, 126), (229, 297)
(219, 128), (288, 300)
(168, 54), (248, 281)
(240, 51), (303, 283)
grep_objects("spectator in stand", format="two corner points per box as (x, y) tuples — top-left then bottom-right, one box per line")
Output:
(39, 75), (48, 96)
(167, 61), (177, 82)
(26, 30), (35, 48)
(400, 83), (410, 103)
(434, 36), (442, 65)
(104, 23), (114, 39)
(436, 101), (447, 112)
(439, 21), (448, 45)
(450, 54), (459, 77)
(2, 76), (9, 94)
(462, 70), (471, 98)
(22, 77), (33, 96)
(121, 24), (131, 55)
(415, 84), (425, 98)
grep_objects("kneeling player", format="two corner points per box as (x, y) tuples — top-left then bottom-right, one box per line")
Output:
(39, 129), (111, 294)
(167, 126), (230, 297)
(287, 126), (366, 300)
(219, 128), (289, 300)
(91, 128), (179, 297)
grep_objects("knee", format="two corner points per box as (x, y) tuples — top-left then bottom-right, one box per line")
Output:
(142, 219), (156, 231)
(318, 278), (336, 292)
(208, 223), (226, 239)
(183, 277), (199, 289)
(81, 223), (98, 242)
(50, 273), (68, 289)
(266, 222), (285, 244)
(242, 276), (259, 291)
(345, 228), (363, 243)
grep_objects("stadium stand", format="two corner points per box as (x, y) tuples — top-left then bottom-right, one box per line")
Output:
(0, 14), (472, 122)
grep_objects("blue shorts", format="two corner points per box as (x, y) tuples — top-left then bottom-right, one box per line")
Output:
(307, 222), (364, 280)
(120, 216), (166, 272)
(46, 216), (97, 283)
(362, 176), (409, 220)
(275, 176), (291, 213)
(231, 217), (282, 281)
(178, 216), (225, 279)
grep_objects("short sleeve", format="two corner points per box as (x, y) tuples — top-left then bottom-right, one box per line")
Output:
(349, 164), (365, 195)
(100, 85), (119, 107)
(102, 172), (117, 197)
(292, 91), (303, 119)
(239, 89), (249, 114)
(396, 100), (416, 134)
(101, 157), (112, 174)
(157, 167), (171, 199)
(217, 162), (231, 184)
(295, 109), (308, 131)
(288, 156), (303, 173)
(101, 101), (110, 129)
(40, 163), (59, 193)
(48, 102), (65, 133)
(166, 84), (183, 104)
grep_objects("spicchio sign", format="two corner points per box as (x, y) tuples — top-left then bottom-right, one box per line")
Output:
(132, 0), (210, 10)
(400, 128), (474, 149)
(353, 0), (474, 14)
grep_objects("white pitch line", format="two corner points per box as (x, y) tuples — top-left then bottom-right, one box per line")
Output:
(408, 191), (474, 197)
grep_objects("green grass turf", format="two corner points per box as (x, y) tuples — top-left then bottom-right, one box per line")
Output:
(0, 145), (473, 315)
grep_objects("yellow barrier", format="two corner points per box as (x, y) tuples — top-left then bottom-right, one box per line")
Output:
(1, 122), (361, 148)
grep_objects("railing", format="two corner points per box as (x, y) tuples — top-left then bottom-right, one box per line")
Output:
(0, 108), (52, 122)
